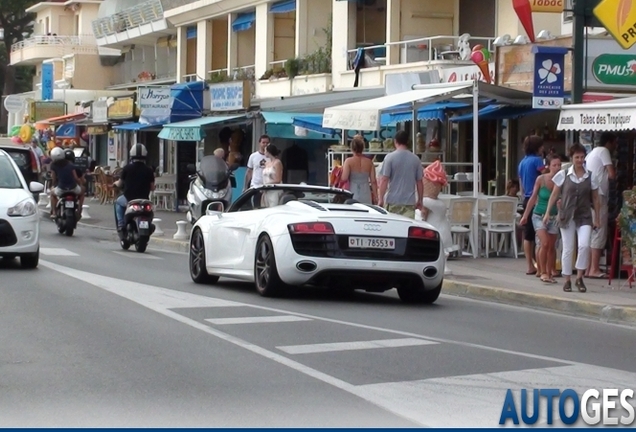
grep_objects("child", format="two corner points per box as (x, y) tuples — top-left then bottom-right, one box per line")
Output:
(506, 179), (520, 198)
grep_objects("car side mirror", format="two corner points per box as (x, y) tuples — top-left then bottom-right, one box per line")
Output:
(230, 176), (237, 188)
(206, 201), (224, 215)
(29, 181), (45, 193)
(186, 163), (196, 173)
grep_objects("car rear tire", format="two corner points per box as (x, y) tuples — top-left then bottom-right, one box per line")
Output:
(20, 249), (39, 269)
(190, 228), (219, 284)
(397, 283), (442, 304)
(254, 234), (285, 297)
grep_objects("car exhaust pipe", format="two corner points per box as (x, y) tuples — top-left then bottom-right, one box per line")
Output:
(296, 261), (317, 272)
(423, 266), (438, 278)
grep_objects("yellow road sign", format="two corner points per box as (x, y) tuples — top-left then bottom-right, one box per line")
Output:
(594, 0), (636, 49)
(529, 0), (565, 13)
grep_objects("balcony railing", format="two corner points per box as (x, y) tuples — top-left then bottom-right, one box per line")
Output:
(11, 34), (97, 52)
(92, 0), (164, 39)
(346, 35), (496, 70)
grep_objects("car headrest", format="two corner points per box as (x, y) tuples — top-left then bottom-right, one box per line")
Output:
(280, 194), (298, 205)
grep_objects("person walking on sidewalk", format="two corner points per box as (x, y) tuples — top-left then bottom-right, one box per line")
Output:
(244, 134), (270, 208)
(518, 135), (546, 275)
(520, 155), (562, 284)
(377, 131), (423, 219)
(545, 143), (601, 293)
(585, 132), (617, 279)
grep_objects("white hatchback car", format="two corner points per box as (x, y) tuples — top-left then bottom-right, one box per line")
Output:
(0, 149), (44, 268)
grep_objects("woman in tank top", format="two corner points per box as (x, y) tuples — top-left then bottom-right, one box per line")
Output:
(520, 155), (561, 284)
(545, 143), (601, 293)
(340, 135), (378, 204)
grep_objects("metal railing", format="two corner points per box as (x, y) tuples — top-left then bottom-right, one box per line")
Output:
(11, 34), (97, 52)
(208, 65), (256, 80)
(345, 35), (496, 70)
(91, 0), (164, 39)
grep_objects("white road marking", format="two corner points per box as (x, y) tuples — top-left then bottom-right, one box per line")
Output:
(36, 260), (636, 427)
(277, 338), (438, 354)
(205, 315), (311, 325)
(40, 248), (79, 256)
(112, 251), (162, 260)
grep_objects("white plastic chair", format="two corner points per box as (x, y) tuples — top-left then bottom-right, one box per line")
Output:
(448, 197), (478, 257)
(480, 197), (519, 258)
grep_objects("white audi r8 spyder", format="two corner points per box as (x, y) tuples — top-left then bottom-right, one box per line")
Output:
(0, 150), (44, 268)
(189, 184), (444, 303)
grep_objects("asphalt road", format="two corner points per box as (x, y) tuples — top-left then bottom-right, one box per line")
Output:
(1, 221), (636, 427)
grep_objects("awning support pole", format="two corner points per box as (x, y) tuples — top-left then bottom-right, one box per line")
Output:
(411, 102), (417, 152)
(472, 80), (479, 259)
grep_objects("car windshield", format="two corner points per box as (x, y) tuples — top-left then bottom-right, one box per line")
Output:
(0, 154), (23, 189)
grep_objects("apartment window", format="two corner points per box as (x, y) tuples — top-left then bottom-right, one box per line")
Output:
(563, 0), (573, 23)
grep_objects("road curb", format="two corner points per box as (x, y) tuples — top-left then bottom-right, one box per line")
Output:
(443, 279), (636, 326)
(149, 237), (189, 253)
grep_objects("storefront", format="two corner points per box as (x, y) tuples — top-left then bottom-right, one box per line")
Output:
(106, 94), (137, 167)
(84, 99), (110, 167)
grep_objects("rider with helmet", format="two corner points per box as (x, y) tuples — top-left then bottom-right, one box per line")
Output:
(49, 146), (83, 219)
(113, 143), (155, 234)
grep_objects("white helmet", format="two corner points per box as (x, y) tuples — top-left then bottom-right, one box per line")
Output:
(129, 143), (148, 160)
(50, 147), (65, 161)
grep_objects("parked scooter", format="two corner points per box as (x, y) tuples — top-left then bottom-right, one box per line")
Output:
(186, 156), (238, 224)
(55, 191), (79, 237)
(116, 199), (156, 253)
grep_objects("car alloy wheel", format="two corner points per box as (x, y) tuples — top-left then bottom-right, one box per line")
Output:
(189, 229), (219, 284)
(254, 235), (284, 297)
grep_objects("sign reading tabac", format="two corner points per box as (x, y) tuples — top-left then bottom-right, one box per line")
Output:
(594, 0), (636, 49)
(529, 0), (565, 13)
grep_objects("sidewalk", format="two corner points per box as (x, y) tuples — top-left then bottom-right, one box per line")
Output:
(42, 199), (636, 326)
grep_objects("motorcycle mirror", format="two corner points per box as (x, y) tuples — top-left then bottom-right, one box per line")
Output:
(186, 163), (196, 173)
(206, 201), (225, 214)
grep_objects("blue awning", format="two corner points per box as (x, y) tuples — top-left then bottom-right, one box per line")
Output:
(386, 102), (470, 125)
(158, 115), (247, 141)
(450, 104), (540, 122)
(113, 122), (164, 131)
(170, 81), (207, 123)
(270, 0), (296, 13)
(55, 123), (77, 139)
(292, 114), (337, 135)
(232, 12), (256, 32)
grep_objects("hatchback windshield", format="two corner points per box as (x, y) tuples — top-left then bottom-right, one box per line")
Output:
(0, 154), (23, 189)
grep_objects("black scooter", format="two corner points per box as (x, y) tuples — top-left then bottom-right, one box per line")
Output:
(115, 198), (156, 253)
(55, 191), (79, 237)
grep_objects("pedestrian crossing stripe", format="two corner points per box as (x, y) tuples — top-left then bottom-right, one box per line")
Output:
(40, 248), (79, 256)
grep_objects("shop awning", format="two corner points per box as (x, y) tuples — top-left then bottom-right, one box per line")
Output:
(270, 0), (295, 13)
(323, 81), (532, 131)
(113, 122), (165, 131)
(292, 115), (336, 135)
(35, 113), (86, 129)
(449, 104), (540, 122)
(158, 115), (247, 141)
(386, 102), (472, 125)
(557, 96), (636, 131)
(232, 12), (255, 32)
(170, 81), (207, 123)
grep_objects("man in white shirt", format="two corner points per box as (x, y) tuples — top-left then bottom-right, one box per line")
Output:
(584, 132), (617, 279)
(244, 134), (270, 207)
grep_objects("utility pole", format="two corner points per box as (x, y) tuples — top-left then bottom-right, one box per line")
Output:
(571, 0), (602, 104)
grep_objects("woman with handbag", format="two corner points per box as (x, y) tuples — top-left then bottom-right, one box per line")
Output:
(340, 135), (378, 204)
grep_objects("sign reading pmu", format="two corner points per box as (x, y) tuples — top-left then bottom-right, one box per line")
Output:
(499, 389), (635, 426)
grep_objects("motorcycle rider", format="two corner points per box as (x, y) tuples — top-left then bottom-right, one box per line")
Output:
(63, 148), (86, 215)
(113, 143), (155, 238)
(49, 147), (83, 219)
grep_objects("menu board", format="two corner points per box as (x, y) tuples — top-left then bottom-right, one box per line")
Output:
(74, 156), (89, 172)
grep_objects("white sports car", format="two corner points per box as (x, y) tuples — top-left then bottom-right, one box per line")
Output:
(189, 184), (445, 304)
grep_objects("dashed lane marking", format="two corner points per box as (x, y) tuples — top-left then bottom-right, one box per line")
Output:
(40, 248), (79, 256)
(276, 338), (438, 355)
(112, 251), (162, 260)
(205, 315), (312, 325)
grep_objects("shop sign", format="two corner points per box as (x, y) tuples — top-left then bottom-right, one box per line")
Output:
(440, 63), (495, 84)
(592, 54), (636, 86)
(138, 86), (172, 110)
(41, 63), (54, 101)
(87, 125), (108, 135)
(529, 0), (565, 13)
(92, 100), (108, 123)
(30, 101), (66, 122)
(107, 96), (135, 120)
(532, 46), (568, 109)
(159, 127), (204, 141)
(558, 109), (636, 131)
(210, 81), (250, 111)
(594, 0), (636, 49)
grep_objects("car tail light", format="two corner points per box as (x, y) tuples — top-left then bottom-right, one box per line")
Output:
(408, 226), (438, 240)
(288, 222), (334, 234)
(29, 150), (38, 173)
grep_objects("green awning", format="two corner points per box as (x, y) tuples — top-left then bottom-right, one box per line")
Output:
(158, 115), (246, 141)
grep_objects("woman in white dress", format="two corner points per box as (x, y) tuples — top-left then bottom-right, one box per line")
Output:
(262, 144), (284, 207)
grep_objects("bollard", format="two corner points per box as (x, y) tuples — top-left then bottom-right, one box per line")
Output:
(81, 205), (92, 219)
(152, 218), (164, 237)
(173, 220), (188, 240)
(38, 193), (49, 207)
(45, 200), (51, 210)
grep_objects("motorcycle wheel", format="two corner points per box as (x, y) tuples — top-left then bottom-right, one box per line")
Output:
(65, 226), (74, 237)
(56, 214), (65, 234)
(135, 237), (148, 253)
(120, 240), (131, 250)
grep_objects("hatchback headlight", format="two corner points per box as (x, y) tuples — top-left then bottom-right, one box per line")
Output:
(8, 199), (37, 217)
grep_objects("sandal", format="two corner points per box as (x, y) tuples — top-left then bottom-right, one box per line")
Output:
(575, 278), (587, 293)
(563, 280), (572, 292)
(541, 277), (557, 284)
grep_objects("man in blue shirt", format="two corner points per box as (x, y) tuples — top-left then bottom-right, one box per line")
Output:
(518, 135), (545, 275)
